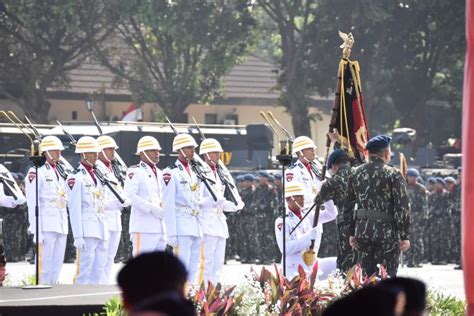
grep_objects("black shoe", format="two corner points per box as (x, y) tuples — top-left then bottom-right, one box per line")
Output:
(407, 263), (415, 268)
(415, 264), (423, 268)
(454, 265), (463, 270)
(64, 258), (75, 263)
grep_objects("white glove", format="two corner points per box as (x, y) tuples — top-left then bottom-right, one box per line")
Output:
(150, 205), (164, 220)
(309, 227), (321, 240)
(121, 197), (131, 208)
(74, 238), (86, 251)
(167, 236), (178, 247)
(15, 196), (27, 205)
(217, 198), (227, 209)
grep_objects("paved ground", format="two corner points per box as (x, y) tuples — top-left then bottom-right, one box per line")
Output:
(3, 260), (465, 300)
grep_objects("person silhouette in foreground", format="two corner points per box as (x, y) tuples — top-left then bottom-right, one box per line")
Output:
(118, 251), (195, 316)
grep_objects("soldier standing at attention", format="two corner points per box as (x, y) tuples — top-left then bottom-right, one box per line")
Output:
(428, 178), (450, 265)
(124, 136), (166, 256)
(347, 135), (410, 277)
(162, 134), (203, 284)
(314, 149), (355, 273)
(68, 137), (111, 284)
(198, 138), (244, 284)
(25, 136), (68, 284)
(236, 174), (256, 263)
(96, 135), (130, 284)
(404, 168), (427, 268)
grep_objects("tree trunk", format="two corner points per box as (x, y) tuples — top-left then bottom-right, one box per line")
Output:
(21, 89), (51, 124)
(290, 105), (311, 137)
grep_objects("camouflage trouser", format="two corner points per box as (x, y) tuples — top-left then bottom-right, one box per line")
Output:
(257, 216), (278, 263)
(225, 213), (238, 260)
(319, 221), (338, 257)
(430, 217), (449, 264)
(356, 238), (400, 277)
(337, 222), (356, 273)
(451, 213), (461, 264)
(423, 220), (432, 263)
(405, 213), (424, 266)
(236, 212), (256, 262)
(116, 206), (132, 262)
(1, 206), (28, 262)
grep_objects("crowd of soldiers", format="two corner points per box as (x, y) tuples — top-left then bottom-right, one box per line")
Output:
(0, 129), (463, 285)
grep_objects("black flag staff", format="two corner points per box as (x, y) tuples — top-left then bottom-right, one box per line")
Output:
(0, 111), (50, 289)
(259, 111), (292, 277)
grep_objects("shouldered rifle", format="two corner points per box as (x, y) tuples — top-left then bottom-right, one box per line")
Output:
(165, 116), (218, 202)
(93, 165), (126, 204)
(0, 175), (18, 200)
(88, 111), (127, 185)
(192, 117), (239, 206)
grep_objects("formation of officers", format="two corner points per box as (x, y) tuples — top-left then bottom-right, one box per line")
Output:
(0, 130), (463, 284)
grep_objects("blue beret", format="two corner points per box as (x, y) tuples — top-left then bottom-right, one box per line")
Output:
(244, 174), (256, 181)
(258, 171), (270, 178)
(406, 168), (419, 178)
(365, 135), (392, 151)
(444, 176), (456, 183)
(436, 177), (445, 185)
(274, 173), (282, 180)
(236, 175), (245, 182)
(327, 149), (349, 169)
(427, 177), (436, 184)
(268, 175), (275, 182)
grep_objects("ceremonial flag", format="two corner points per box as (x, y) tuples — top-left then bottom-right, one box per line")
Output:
(329, 32), (369, 164)
(121, 103), (143, 121)
(462, 0), (474, 313)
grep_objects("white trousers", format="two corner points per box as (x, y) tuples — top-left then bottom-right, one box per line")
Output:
(39, 232), (67, 285)
(202, 235), (226, 285)
(101, 230), (121, 284)
(175, 235), (203, 285)
(74, 237), (107, 285)
(286, 256), (338, 281)
(131, 233), (166, 257)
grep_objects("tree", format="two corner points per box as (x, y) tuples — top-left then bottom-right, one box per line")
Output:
(96, 0), (256, 122)
(0, 0), (120, 123)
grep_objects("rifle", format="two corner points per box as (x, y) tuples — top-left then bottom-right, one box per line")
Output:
(192, 117), (239, 206)
(165, 116), (218, 202)
(93, 165), (126, 204)
(0, 175), (18, 200)
(18, 114), (75, 179)
(88, 110), (127, 185)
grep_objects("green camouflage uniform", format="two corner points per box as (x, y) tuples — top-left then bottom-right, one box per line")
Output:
(0, 204), (28, 262)
(428, 189), (450, 264)
(405, 183), (428, 266)
(451, 184), (461, 264)
(236, 187), (255, 262)
(251, 184), (276, 263)
(314, 165), (356, 272)
(346, 157), (410, 277)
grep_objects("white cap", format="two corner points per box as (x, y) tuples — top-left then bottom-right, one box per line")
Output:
(40, 136), (64, 151)
(292, 136), (316, 154)
(172, 134), (197, 152)
(284, 182), (306, 198)
(97, 135), (118, 150)
(75, 136), (100, 154)
(199, 138), (223, 155)
(136, 136), (162, 154)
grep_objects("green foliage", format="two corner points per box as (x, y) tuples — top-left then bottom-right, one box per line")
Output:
(427, 291), (466, 316)
(84, 295), (125, 316)
(100, 0), (257, 122)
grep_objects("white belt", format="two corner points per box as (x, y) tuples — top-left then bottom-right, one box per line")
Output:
(176, 206), (200, 217)
(202, 208), (224, 215)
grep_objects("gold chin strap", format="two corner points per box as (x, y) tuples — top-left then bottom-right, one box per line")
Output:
(81, 153), (94, 167)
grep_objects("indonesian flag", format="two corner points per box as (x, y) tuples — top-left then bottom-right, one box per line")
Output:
(330, 59), (369, 164)
(463, 0), (474, 313)
(121, 104), (143, 121)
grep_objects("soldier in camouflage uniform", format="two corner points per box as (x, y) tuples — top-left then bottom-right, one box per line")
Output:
(314, 149), (355, 273)
(423, 177), (436, 263)
(272, 173), (284, 261)
(427, 178), (450, 265)
(236, 174), (255, 263)
(346, 135), (410, 277)
(405, 169), (427, 267)
(251, 171), (277, 264)
(224, 175), (245, 261)
(451, 172), (462, 269)
(444, 176), (458, 264)
(115, 205), (132, 263)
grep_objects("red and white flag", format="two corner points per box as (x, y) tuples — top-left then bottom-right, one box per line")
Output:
(121, 104), (143, 121)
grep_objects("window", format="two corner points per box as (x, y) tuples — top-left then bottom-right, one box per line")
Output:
(72, 111), (78, 120)
(205, 113), (217, 124)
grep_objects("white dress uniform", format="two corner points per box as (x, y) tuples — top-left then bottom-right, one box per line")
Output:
(200, 165), (243, 284)
(67, 162), (114, 284)
(125, 161), (166, 256)
(162, 158), (203, 284)
(25, 161), (68, 284)
(96, 159), (124, 284)
(0, 163), (25, 208)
